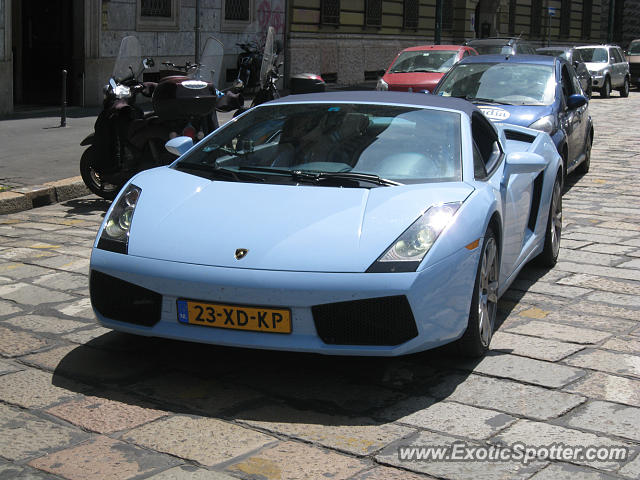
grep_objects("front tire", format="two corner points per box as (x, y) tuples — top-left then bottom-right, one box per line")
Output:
(601, 77), (611, 98)
(620, 77), (630, 97)
(80, 147), (120, 201)
(456, 227), (499, 357)
(537, 176), (563, 267)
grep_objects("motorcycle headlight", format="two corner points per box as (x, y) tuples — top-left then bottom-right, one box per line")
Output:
(114, 84), (132, 99)
(376, 78), (389, 91)
(97, 185), (141, 254)
(367, 202), (462, 273)
(529, 115), (557, 135)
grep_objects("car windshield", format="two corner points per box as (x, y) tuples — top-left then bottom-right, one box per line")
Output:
(435, 62), (556, 106)
(629, 40), (640, 54)
(175, 103), (463, 185)
(537, 49), (570, 61)
(472, 45), (514, 55)
(578, 47), (608, 62)
(390, 50), (458, 73)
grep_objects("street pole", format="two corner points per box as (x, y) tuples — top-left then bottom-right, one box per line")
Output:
(435, 0), (442, 44)
(195, 0), (201, 63)
(607, 0), (616, 43)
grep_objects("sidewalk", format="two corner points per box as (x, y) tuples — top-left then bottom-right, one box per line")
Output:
(0, 82), (377, 215)
(0, 105), (235, 215)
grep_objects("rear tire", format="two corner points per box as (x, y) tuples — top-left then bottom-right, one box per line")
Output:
(80, 147), (120, 201)
(620, 77), (630, 97)
(601, 77), (611, 98)
(456, 227), (499, 358)
(576, 131), (592, 175)
(537, 176), (562, 267)
(233, 107), (249, 118)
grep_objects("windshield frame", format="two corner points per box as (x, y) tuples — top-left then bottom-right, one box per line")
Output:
(389, 50), (460, 74)
(174, 101), (465, 186)
(628, 40), (640, 55)
(577, 47), (609, 63)
(112, 36), (143, 81)
(435, 62), (557, 106)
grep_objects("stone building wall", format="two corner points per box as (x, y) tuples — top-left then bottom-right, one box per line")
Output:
(83, 0), (285, 105)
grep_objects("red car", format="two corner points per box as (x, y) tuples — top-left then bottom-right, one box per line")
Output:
(376, 45), (478, 93)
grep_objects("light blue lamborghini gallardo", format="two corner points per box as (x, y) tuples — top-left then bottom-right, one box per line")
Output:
(89, 92), (562, 357)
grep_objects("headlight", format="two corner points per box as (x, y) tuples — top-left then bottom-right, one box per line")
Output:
(367, 202), (462, 273)
(376, 78), (389, 91)
(97, 184), (141, 254)
(114, 84), (132, 99)
(529, 115), (557, 135)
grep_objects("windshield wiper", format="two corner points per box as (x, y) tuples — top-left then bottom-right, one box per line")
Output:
(455, 95), (511, 105)
(175, 162), (264, 182)
(239, 166), (401, 187)
(311, 171), (402, 187)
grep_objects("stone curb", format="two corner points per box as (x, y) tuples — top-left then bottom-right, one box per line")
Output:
(0, 177), (91, 215)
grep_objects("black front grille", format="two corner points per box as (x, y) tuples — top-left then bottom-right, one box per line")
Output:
(312, 296), (418, 346)
(90, 271), (162, 327)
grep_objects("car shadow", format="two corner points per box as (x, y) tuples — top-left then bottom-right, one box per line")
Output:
(59, 197), (110, 218)
(49, 325), (522, 427)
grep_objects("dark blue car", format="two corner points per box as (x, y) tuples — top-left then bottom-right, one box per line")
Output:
(434, 54), (593, 183)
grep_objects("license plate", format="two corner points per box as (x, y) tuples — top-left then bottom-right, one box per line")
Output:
(177, 299), (291, 334)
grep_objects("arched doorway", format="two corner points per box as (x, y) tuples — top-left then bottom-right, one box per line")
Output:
(11, 0), (84, 107)
(474, 0), (500, 38)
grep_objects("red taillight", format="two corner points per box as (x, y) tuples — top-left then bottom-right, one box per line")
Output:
(182, 123), (196, 139)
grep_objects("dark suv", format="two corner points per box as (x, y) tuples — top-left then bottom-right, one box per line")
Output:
(465, 38), (537, 56)
(537, 46), (592, 97)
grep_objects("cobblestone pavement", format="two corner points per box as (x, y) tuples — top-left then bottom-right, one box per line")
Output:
(1, 91), (639, 480)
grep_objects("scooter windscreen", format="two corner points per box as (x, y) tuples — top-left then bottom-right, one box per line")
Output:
(192, 37), (224, 87)
(259, 27), (277, 90)
(112, 36), (143, 83)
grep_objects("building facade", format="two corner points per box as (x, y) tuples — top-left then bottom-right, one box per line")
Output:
(286, 0), (613, 83)
(0, 0), (638, 116)
(0, 0), (284, 115)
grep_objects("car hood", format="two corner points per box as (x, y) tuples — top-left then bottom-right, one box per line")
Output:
(125, 168), (474, 272)
(584, 62), (608, 72)
(475, 104), (553, 129)
(384, 72), (444, 91)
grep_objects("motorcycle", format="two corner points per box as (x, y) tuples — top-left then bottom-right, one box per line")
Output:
(232, 27), (326, 118)
(80, 36), (236, 200)
(233, 27), (282, 117)
(235, 40), (262, 91)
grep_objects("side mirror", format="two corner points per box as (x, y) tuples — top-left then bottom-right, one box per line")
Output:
(567, 93), (587, 110)
(143, 57), (155, 69)
(165, 136), (194, 157)
(109, 78), (117, 90)
(504, 151), (547, 175)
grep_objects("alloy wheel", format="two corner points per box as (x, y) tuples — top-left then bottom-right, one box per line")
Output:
(478, 237), (498, 347)
(549, 180), (562, 259)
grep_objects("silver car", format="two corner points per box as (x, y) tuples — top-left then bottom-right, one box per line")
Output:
(575, 44), (630, 98)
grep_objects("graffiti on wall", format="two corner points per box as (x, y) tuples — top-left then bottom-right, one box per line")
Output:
(257, 0), (284, 35)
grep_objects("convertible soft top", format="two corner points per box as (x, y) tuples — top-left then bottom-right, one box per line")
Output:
(267, 90), (479, 117)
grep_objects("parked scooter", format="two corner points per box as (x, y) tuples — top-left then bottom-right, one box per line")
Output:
(233, 27), (283, 117)
(232, 27), (326, 118)
(80, 36), (236, 200)
(235, 40), (262, 91)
